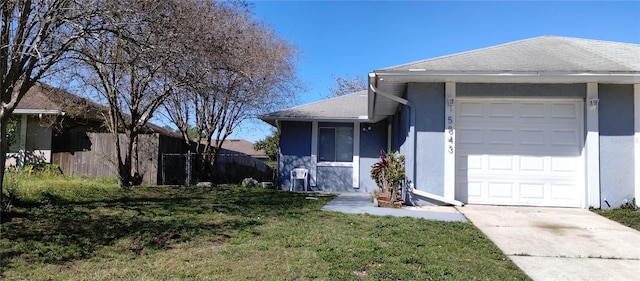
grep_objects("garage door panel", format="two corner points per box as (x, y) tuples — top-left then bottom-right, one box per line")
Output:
(458, 102), (483, 119)
(457, 128), (483, 145)
(455, 98), (584, 207)
(488, 102), (516, 118)
(488, 155), (514, 171)
(551, 158), (579, 173)
(520, 102), (546, 118)
(467, 182), (482, 197)
(551, 103), (578, 119)
(489, 128), (515, 145)
(466, 154), (482, 170)
(488, 182), (514, 198)
(520, 129), (546, 146)
(551, 129), (579, 147)
(550, 183), (579, 200)
(520, 156), (545, 172)
(520, 183), (545, 199)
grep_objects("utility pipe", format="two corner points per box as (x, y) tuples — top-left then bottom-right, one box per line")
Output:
(369, 81), (464, 207)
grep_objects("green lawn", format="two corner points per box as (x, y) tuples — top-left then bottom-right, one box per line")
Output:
(1, 176), (529, 280)
(594, 206), (640, 231)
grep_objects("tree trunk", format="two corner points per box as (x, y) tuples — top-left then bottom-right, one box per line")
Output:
(114, 132), (130, 188)
(0, 116), (9, 220)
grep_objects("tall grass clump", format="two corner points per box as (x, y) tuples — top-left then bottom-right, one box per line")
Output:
(2, 164), (120, 206)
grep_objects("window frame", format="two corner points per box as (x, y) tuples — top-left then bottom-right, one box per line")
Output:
(317, 124), (354, 165)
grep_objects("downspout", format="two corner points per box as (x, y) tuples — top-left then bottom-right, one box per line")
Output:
(369, 82), (464, 207)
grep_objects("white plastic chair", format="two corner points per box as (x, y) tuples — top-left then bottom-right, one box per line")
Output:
(290, 168), (309, 191)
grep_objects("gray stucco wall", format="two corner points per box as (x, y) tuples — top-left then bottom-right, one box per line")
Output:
(279, 121), (312, 190)
(404, 83), (446, 197)
(359, 120), (389, 193)
(598, 84), (635, 208)
(316, 166), (352, 192)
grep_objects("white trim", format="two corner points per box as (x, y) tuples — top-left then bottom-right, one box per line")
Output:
(635, 84), (640, 206)
(311, 121), (318, 187)
(412, 189), (464, 207)
(13, 109), (63, 115)
(353, 122), (360, 188)
(586, 83), (600, 208)
(374, 72), (640, 84)
(18, 115), (28, 167)
(317, 162), (353, 167)
(444, 82), (456, 200)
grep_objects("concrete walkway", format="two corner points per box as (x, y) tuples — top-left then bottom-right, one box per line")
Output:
(321, 193), (466, 222)
(457, 205), (640, 281)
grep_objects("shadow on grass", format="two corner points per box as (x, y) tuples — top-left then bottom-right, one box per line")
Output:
(1, 185), (333, 266)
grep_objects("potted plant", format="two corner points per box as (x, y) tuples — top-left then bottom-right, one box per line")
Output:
(370, 151), (405, 207)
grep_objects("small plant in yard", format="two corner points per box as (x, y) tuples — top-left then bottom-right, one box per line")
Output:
(370, 151), (405, 204)
(620, 198), (638, 210)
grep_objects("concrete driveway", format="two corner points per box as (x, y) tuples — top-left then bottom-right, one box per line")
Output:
(457, 205), (640, 281)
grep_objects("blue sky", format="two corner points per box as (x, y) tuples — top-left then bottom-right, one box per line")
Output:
(229, 1), (640, 142)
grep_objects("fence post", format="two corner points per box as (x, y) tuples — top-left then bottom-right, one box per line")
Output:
(161, 153), (165, 185)
(185, 151), (191, 186)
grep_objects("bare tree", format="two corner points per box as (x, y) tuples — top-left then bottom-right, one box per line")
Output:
(0, 1), (99, 205)
(328, 75), (367, 97)
(163, 2), (300, 181)
(72, 0), (196, 187)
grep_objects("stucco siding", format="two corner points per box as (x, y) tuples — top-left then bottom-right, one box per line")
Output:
(457, 83), (586, 98)
(316, 166), (353, 192)
(6, 115), (53, 167)
(279, 121), (312, 189)
(26, 116), (52, 157)
(359, 120), (389, 192)
(406, 83), (445, 196)
(599, 84), (635, 208)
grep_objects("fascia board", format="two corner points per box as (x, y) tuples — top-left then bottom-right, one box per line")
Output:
(374, 71), (640, 84)
(13, 109), (64, 115)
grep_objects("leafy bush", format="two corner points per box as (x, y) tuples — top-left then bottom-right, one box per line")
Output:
(370, 152), (405, 202)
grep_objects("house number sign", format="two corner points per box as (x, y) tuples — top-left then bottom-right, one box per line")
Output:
(447, 112), (454, 154)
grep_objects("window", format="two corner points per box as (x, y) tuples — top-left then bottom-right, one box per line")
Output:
(8, 117), (21, 153)
(318, 126), (353, 162)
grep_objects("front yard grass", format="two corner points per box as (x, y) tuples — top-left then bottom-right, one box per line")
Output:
(594, 206), (640, 231)
(1, 178), (529, 280)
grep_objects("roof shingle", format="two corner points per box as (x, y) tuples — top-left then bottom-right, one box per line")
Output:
(380, 36), (640, 73)
(261, 90), (368, 122)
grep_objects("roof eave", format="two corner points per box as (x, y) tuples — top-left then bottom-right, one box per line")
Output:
(374, 70), (640, 84)
(13, 109), (64, 115)
(260, 115), (368, 125)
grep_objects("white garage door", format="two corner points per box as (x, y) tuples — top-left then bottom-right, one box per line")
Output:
(455, 98), (584, 207)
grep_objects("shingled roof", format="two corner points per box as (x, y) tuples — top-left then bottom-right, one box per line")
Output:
(264, 36), (640, 124)
(379, 36), (640, 73)
(260, 90), (368, 124)
(219, 139), (267, 159)
(15, 82), (175, 136)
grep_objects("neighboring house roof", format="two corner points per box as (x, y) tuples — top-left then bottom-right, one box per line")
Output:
(379, 35), (640, 73)
(219, 139), (267, 159)
(16, 82), (106, 120)
(15, 82), (175, 136)
(261, 90), (368, 124)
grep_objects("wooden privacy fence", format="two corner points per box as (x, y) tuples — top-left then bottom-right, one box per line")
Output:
(161, 152), (273, 185)
(52, 132), (187, 185)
